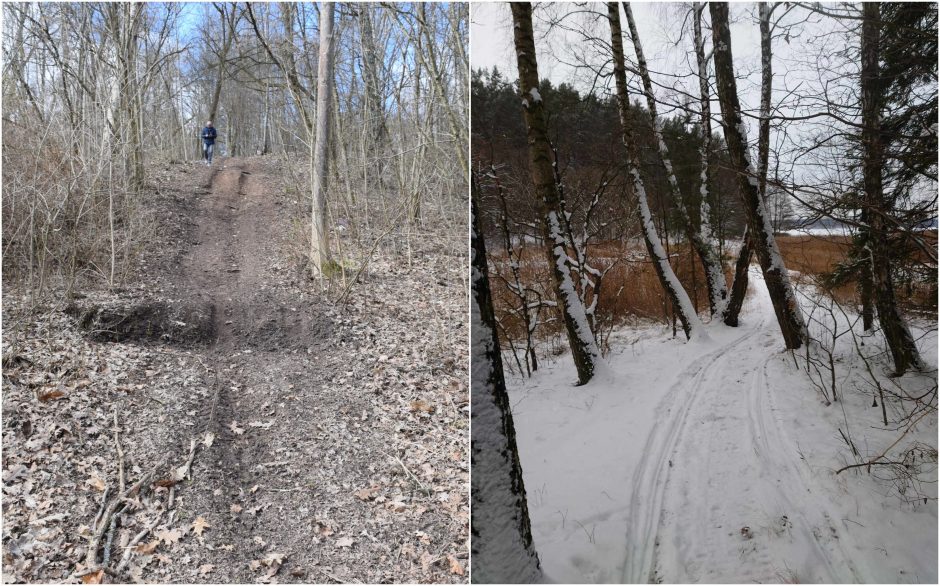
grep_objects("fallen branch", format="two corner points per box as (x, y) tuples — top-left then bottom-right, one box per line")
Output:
(85, 457), (167, 568)
(836, 408), (933, 474)
(93, 486), (110, 532)
(384, 451), (432, 497)
(115, 511), (166, 575)
(113, 408), (125, 494)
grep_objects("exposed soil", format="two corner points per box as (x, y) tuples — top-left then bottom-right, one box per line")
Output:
(2, 157), (468, 583)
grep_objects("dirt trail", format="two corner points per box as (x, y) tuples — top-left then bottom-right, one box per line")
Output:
(2, 156), (466, 583)
(147, 158), (466, 582)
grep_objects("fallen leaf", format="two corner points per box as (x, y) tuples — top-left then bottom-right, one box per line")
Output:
(249, 484), (260, 494)
(203, 431), (216, 448)
(192, 516), (210, 536)
(198, 564), (214, 576)
(155, 528), (182, 545)
(81, 570), (104, 584)
(447, 554), (464, 576)
(87, 475), (106, 492)
(248, 420), (274, 429)
(263, 552), (285, 565)
(39, 389), (66, 402)
(353, 485), (381, 501)
(134, 540), (159, 555)
(229, 421), (245, 435)
(335, 537), (354, 548)
(419, 550), (434, 572)
(230, 504), (243, 514)
(409, 399), (434, 414)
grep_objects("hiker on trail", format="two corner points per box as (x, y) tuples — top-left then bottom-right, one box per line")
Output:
(201, 121), (217, 165)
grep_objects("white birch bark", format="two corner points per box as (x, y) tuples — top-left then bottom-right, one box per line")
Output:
(624, 2), (728, 319)
(609, 2), (706, 341)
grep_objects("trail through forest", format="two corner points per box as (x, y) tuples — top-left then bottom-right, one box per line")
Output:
(2, 157), (468, 583)
(155, 158), (468, 583)
(509, 268), (937, 584)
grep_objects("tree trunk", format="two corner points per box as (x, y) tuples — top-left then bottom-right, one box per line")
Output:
(709, 2), (806, 349)
(310, 2), (335, 278)
(724, 227), (751, 327)
(860, 2), (924, 374)
(511, 2), (601, 384)
(858, 210), (875, 331)
(624, 2), (728, 319)
(357, 5), (386, 145)
(470, 194), (542, 584)
(608, 2), (705, 341)
(723, 3), (773, 327)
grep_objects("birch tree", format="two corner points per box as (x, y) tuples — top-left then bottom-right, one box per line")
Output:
(722, 2), (776, 327)
(510, 2), (602, 384)
(470, 195), (542, 585)
(623, 2), (728, 320)
(608, 2), (705, 341)
(709, 2), (807, 349)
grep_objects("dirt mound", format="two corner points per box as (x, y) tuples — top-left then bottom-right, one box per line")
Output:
(66, 300), (216, 346)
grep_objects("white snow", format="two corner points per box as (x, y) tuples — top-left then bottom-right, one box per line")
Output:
(633, 169), (708, 341)
(471, 227), (542, 583)
(530, 87), (542, 103)
(507, 267), (937, 583)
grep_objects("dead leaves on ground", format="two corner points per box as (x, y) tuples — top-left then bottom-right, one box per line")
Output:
(191, 516), (210, 536)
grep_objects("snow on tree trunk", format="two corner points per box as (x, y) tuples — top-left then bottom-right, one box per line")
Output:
(724, 226), (752, 327)
(608, 2), (706, 342)
(511, 2), (602, 383)
(860, 2), (924, 374)
(624, 2), (728, 320)
(723, 2), (776, 327)
(470, 197), (542, 584)
(709, 2), (806, 349)
(310, 2), (335, 278)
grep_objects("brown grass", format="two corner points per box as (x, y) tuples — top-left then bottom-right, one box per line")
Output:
(488, 240), (713, 342)
(490, 233), (936, 343)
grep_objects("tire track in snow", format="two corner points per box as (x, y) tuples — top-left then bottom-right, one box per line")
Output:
(747, 357), (862, 582)
(620, 321), (767, 583)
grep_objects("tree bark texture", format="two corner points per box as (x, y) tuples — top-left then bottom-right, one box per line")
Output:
(511, 2), (601, 383)
(470, 194), (542, 584)
(710, 2), (806, 349)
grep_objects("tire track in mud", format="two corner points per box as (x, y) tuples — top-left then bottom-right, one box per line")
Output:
(171, 158), (349, 581)
(620, 321), (767, 583)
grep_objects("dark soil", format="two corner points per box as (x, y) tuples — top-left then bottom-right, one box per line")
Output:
(2, 157), (468, 583)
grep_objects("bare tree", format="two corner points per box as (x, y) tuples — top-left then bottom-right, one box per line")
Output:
(470, 193), (542, 585)
(623, 2), (728, 320)
(709, 2), (807, 349)
(510, 2), (603, 385)
(609, 2), (705, 341)
(310, 2), (336, 278)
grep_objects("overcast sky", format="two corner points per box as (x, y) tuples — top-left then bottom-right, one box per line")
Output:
(470, 2), (870, 207)
(471, 3), (807, 118)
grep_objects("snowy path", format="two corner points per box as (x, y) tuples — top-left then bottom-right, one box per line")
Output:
(621, 316), (767, 583)
(509, 267), (937, 583)
(651, 320), (860, 583)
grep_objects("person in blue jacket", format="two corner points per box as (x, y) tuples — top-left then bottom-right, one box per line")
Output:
(201, 121), (217, 165)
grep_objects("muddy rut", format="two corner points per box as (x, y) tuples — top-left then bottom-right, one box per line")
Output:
(150, 158), (467, 583)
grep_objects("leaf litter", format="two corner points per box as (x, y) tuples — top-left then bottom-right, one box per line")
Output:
(3, 157), (468, 583)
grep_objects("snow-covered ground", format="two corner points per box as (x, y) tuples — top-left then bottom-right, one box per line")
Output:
(508, 267), (937, 583)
